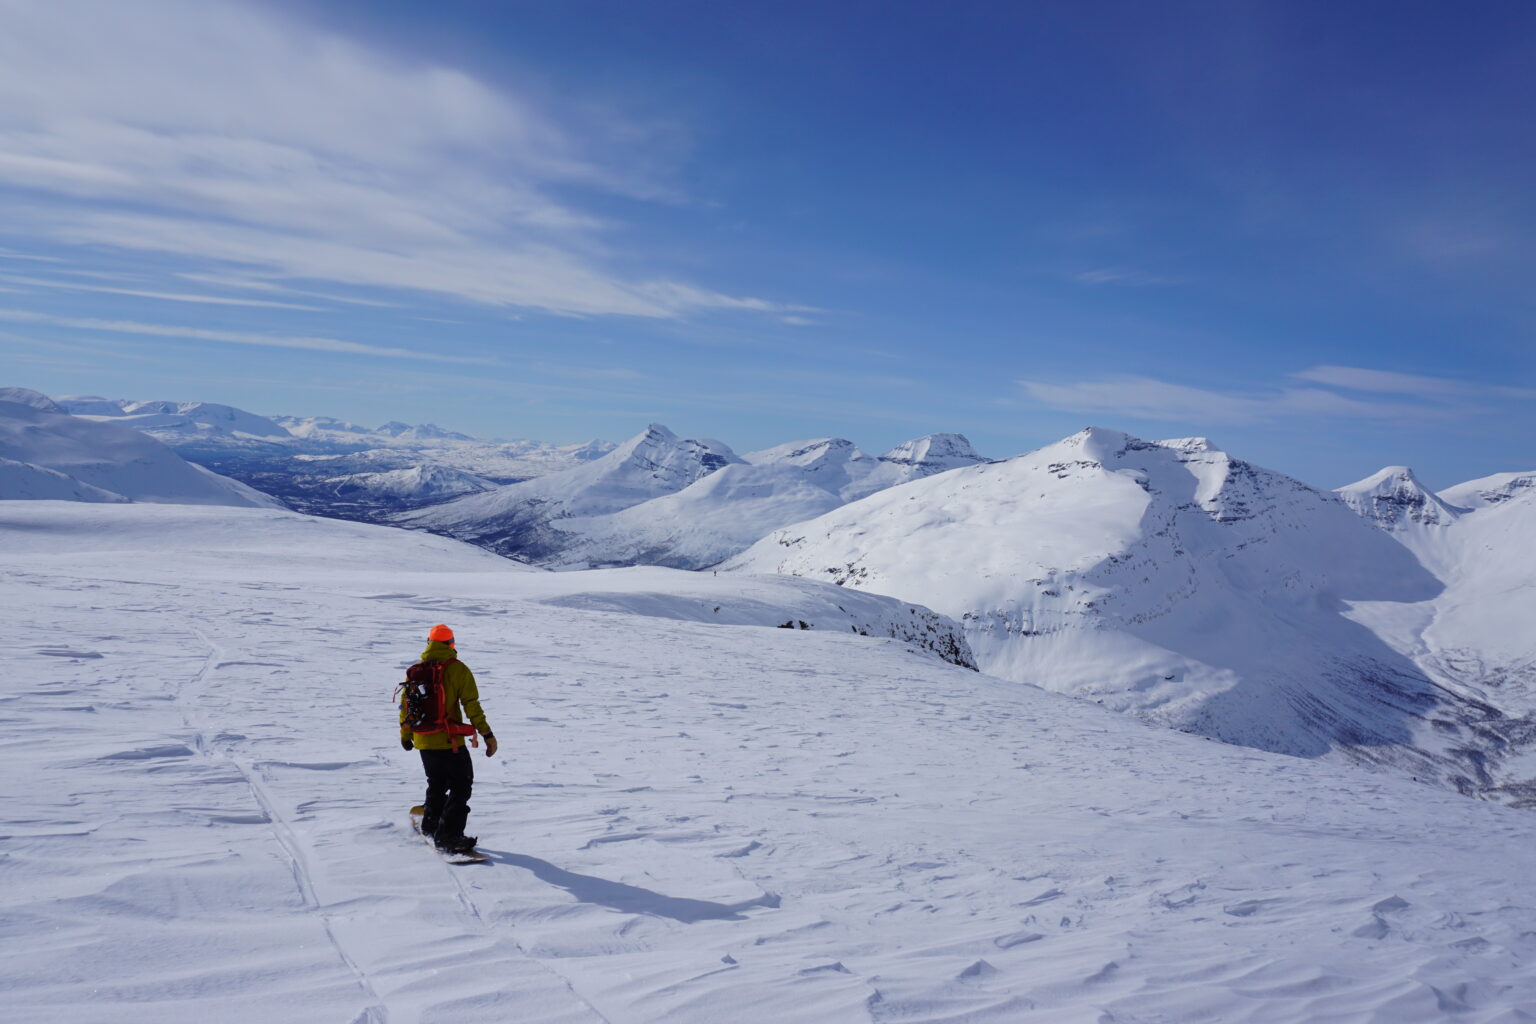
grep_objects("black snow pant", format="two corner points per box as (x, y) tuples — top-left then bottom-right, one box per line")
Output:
(419, 747), (473, 840)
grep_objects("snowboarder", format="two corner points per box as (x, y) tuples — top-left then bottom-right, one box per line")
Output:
(400, 624), (496, 854)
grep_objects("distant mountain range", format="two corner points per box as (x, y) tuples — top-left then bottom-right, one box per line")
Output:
(51, 393), (618, 517)
(398, 424), (990, 569)
(37, 392), (996, 568)
(9, 385), (1536, 805)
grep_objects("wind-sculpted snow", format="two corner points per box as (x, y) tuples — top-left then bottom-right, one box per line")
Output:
(4, 500), (1535, 1023)
(729, 427), (1536, 799)
(0, 390), (281, 508)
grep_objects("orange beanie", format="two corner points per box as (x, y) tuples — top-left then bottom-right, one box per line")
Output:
(428, 624), (455, 644)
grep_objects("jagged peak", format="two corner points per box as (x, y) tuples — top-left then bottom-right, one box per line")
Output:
(1338, 465), (1427, 495)
(1336, 465), (1460, 529)
(607, 423), (739, 469)
(627, 422), (679, 445)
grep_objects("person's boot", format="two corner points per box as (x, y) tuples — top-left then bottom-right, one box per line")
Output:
(436, 834), (477, 854)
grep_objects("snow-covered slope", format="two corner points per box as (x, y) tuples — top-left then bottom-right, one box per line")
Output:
(396, 423), (742, 559)
(1408, 491), (1536, 711)
(1439, 470), (1536, 510)
(0, 389), (280, 507)
(1336, 466), (1464, 531)
(0, 457), (129, 502)
(4, 500), (1534, 1023)
(1340, 487), (1536, 805)
(728, 427), (1536, 796)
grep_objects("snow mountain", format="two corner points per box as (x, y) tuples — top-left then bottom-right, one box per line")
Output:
(1336, 466), (1465, 531)
(57, 395), (293, 439)
(399, 427), (991, 569)
(729, 427), (1536, 800)
(376, 420), (476, 442)
(396, 423), (741, 559)
(540, 433), (989, 570)
(0, 389), (280, 508)
(1439, 469), (1536, 510)
(271, 414), (375, 438)
(843, 431), (989, 501)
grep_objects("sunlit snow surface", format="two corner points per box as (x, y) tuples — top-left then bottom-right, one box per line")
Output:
(730, 428), (1536, 800)
(4, 502), (1535, 1023)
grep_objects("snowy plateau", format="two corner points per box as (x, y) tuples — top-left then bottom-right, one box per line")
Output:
(4, 390), (1536, 1022)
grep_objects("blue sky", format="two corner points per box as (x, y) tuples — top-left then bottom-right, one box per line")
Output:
(1, 0), (1532, 488)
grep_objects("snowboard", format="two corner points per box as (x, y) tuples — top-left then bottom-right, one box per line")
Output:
(409, 805), (488, 864)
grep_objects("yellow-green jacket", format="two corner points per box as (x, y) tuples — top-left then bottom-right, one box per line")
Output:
(400, 640), (492, 750)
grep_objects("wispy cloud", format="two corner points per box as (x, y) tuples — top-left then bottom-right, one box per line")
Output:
(0, 308), (491, 363)
(1021, 364), (1535, 426)
(0, 0), (786, 319)
(0, 273), (327, 310)
(1018, 376), (1420, 425)
(1293, 365), (1464, 396)
(174, 272), (400, 308)
(1070, 268), (1181, 287)
(1294, 364), (1536, 401)
(0, 248), (64, 262)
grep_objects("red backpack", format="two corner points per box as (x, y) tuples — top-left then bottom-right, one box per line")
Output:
(396, 662), (478, 752)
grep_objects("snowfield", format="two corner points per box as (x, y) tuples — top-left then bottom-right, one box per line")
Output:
(4, 501), (1536, 1023)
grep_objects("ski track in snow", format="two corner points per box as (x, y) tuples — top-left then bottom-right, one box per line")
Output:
(4, 507), (1536, 1023)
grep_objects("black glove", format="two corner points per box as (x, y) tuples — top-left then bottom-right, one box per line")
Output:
(401, 737), (414, 751)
